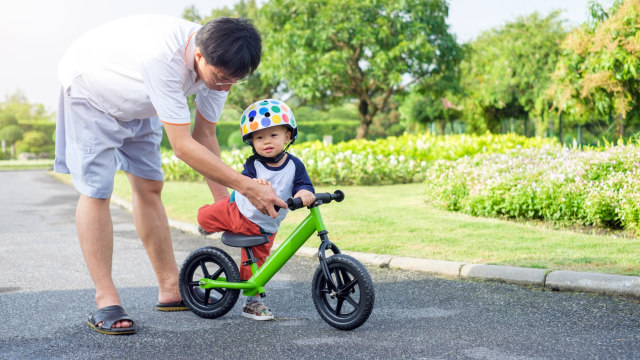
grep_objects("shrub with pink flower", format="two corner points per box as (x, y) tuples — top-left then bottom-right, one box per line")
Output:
(425, 143), (640, 231)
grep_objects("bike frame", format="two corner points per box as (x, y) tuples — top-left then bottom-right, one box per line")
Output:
(198, 204), (339, 297)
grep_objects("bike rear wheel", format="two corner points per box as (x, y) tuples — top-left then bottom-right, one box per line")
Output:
(179, 246), (240, 319)
(312, 254), (375, 330)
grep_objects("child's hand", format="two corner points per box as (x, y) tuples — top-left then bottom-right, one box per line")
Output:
(253, 178), (272, 186)
(294, 189), (316, 207)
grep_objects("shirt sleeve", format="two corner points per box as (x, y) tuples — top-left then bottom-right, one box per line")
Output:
(194, 88), (228, 124)
(141, 55), (191, 125)
(290, 155), (315, 195)
(241, 157), (257, 178)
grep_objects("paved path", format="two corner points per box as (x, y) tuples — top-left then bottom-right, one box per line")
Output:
(1, 170), (639, 359)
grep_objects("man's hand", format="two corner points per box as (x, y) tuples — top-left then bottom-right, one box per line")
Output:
(244, 181), (287, 218)
(294, 189), (316, 207)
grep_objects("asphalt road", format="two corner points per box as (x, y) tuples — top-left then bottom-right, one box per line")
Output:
(1, 170), (639, 360)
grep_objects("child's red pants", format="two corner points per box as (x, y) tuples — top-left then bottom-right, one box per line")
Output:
(197, 196), (275, 280)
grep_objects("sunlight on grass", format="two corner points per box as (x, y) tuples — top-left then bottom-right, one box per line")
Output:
(0, 159), (53, 170)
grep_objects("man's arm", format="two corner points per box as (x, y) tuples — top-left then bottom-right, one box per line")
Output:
(162, 121), (286, 218)
(191, 110), (230, 202)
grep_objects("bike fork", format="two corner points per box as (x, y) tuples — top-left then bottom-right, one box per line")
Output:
(317, 230), (341, 291)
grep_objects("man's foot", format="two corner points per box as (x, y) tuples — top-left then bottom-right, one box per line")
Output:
(87, 305), (136, 335)
(242, 300), (274, 320)
(156, 300), (189, 311)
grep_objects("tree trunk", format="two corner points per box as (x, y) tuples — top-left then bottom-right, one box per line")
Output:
(356, 121), (369, 139)
(558, 113), (564, 145)
(577, 124), (582, 147)
(524, 117), (528, 137)
(1, 139), (5, 154)
(617, 114), (624, 139)
(356, 99), (371, 140)
(545, 111), (553, 138)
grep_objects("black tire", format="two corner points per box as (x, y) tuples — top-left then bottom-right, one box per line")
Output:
(312, 254), (375, 330)
(179, 246), (240, 319)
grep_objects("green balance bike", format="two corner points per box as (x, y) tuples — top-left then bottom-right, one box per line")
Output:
(178, 190), (375, 330)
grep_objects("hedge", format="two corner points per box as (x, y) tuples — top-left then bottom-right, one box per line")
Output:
(161, 119), (360, 149)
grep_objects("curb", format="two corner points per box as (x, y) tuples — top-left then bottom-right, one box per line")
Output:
(460, 264), (547, 287)
(546, 270), (640, 298)
(111, 194), (640, 301)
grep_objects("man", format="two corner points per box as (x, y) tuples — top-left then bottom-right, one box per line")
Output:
(55, 14), (287, 335)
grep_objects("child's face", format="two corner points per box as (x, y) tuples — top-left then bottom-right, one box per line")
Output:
(251, 126), (291, 159)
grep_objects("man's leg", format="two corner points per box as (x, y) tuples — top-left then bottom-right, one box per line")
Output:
(76, 194), (131, 329)
(126, 172), (181, 304)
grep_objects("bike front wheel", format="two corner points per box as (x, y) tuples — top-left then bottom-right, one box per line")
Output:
(179, 246), (240, 319)
(312, 254), (375, 330)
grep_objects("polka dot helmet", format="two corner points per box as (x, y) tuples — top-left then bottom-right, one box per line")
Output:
(240, 99), (297, 145)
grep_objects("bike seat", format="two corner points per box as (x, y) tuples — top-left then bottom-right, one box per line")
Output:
(220, 232), (269, 248)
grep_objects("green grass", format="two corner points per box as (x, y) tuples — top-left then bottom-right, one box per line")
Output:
(0, 159), (53, 170)
(105, 172), (640, 276)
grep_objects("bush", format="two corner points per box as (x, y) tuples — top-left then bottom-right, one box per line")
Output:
(226, 131), (245, 148)
(162, 132), (552, 186)
(19, 121), (56, 141)
(424, 142), (640, 232)
(23, 131), (49, 149)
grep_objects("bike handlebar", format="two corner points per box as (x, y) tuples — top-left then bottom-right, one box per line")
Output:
(277, 190), (345, 211)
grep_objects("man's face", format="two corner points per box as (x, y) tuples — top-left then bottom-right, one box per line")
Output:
(194, 47), (240, 92)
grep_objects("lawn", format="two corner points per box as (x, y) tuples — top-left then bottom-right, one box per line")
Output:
(106, 172), (640, 276)
(0, 159), (53, 170)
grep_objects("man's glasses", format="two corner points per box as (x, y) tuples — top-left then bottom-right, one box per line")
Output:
(212, 69), (248, 86)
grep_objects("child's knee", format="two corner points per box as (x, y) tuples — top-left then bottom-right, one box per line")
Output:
(197, 204), (213, 226)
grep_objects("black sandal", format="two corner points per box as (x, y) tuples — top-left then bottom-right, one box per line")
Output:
(87, 305), (136, 335)
(156, 300), (189, 312)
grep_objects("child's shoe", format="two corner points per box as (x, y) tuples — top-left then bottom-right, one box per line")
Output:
(198, 225), (213, 236)
(242, 300), (274, 320)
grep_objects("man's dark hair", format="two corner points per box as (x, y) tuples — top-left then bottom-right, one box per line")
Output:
(196, 17), (262, 79)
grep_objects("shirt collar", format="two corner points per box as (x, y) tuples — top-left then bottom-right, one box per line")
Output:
(185, 31), (198, 79)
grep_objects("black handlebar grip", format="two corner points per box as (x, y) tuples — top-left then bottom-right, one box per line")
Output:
(274, 198), (302, 212)
(332, 190), (345, 202)
(288, 197), (303, 210)
(274, 190), (344, 212)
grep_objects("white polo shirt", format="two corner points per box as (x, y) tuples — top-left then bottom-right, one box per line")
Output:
(58, 14), (227, 124)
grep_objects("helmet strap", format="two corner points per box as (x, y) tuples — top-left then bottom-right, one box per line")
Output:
(251, 142), (292, 164)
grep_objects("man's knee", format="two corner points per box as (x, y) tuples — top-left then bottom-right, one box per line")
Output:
(144, 179), (164, 195)
(129, 175), (164, 198)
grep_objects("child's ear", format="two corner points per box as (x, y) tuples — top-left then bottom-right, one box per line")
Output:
(285, 130), (291, 142)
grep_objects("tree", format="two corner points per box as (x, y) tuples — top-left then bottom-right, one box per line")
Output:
(0, 124), (23, 157)
(182, 5), (202, 23)
(189, 0), (283, 112)
(260, 0), (461, 139)
(0, 112), (18, 128)
(0, 90), (52, 123)
(459, 11), (567, 135)
(548, 0), (638, 140)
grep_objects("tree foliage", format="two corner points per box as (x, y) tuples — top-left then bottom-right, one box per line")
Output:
(191, 0), (282, 113)
(547, 0), (639, 138)
(22, 131), (49, 149)
(0, 90), (52, 123)
(0, 124), (23, 143)
(459, 12), (567, 134)
(259, 0), (460, 139)
(0, 113), (18, 128)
